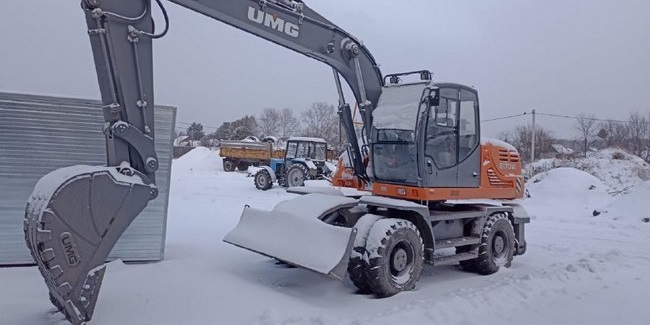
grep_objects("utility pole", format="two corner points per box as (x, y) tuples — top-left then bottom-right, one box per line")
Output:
(531, 109), (536, 162)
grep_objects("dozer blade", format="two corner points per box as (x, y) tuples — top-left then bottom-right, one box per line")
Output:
(24, 165), (157, 325)
(224, 193), (358, 280)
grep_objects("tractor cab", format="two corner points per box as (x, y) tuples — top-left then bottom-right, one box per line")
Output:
(284, 137), (330, 177)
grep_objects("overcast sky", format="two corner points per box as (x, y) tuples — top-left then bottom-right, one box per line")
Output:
(1, 0), (648, 138)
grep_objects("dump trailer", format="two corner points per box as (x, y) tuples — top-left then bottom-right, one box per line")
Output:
(219, 140), (284, 172)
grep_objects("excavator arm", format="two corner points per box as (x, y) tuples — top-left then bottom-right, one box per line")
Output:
(87, 0), (382, 182)
(25, 1), (383, 324)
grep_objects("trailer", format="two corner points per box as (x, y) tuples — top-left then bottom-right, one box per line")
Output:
(219, 140), (285, 172)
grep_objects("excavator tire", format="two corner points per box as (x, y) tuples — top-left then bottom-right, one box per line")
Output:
(347, 214), (383, 294)
(223, 159), (236, 172)
(285, 164), (307, 187)
(459, 213), (514, 275)
(364, 219), (423, 297)
(254, 169), (273, 191)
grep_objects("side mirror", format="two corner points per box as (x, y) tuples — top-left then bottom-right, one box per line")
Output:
(426, 89), (440, 107)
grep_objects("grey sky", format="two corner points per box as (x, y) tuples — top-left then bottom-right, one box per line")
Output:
(1, 0), (648, 138)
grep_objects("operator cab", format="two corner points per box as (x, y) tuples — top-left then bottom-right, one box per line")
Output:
(371, 71), (481, 188)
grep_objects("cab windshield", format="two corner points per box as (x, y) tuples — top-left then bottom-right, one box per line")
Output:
(285, 141), (327, 160)
(372, 129), (418, 184)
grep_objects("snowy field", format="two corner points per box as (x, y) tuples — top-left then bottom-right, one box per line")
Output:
(2, 147), (650, 325)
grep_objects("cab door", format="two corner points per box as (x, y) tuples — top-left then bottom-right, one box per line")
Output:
(423, 87), (460, 187)
(422, 87), (480, 188)
(456, 88), (480, 187)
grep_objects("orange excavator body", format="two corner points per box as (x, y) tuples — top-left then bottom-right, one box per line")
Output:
(333, 141), (525, 202)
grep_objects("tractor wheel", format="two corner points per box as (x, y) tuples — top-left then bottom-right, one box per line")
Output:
(285, 164), (307, 187)
(364, 219), (423, 297)
(347, 214), (383, 294)
(237, 161), (250, 171)
(223, 159), (236, 172)
(459, 213), (514, 275)
(254, 169), (273, 191)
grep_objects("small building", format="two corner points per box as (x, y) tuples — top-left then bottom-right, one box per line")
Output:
(0, 92), (176, 265)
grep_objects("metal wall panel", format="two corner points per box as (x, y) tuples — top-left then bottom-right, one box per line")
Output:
(0, 91), (175, 265)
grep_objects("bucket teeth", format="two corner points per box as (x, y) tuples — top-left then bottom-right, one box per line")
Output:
(24, 165), (155, 325)
(39, 248), (56, 263)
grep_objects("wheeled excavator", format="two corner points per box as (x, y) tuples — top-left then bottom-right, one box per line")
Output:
(23, 1), (529, 324)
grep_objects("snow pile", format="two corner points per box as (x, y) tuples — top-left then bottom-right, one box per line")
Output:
(172, 147), (221, 172)
(526, 167), (612, 219)
(526, 148), (650, 194)
(595, 181), (650, 223)
(575, 149), (650, 194)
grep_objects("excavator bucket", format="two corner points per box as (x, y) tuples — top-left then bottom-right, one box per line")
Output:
(224, 193), (358, 280)
(24, 165), (157, 325)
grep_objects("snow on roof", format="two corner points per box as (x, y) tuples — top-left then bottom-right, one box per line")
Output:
(373, 83), (428, 130)
(287, 136), (326, 143)
(173, 135), (190, 146)
(481, 137), (517, 152)
(551, 144), (575, 155)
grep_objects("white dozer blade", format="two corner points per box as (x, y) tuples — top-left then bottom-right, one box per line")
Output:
(224, 193), (358, 280)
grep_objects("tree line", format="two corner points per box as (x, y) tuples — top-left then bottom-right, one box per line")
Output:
(180, 102), (346, 150)
(498, 111), (650, 163)
(183, 104), (649, 163)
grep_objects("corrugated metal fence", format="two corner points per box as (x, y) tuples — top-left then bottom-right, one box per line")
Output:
(0, 91), (175, 265)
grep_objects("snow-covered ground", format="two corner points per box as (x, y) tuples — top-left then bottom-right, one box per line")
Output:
(2, 147), (649, 325)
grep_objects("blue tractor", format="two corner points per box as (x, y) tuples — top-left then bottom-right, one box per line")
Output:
(253, 137), (334, 190)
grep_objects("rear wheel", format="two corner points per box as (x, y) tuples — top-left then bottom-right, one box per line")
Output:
(459, 213), (514, 275)
(285, 164), (307, 187)
(254, 169), (273, 191)
(223, 159), (236, 172)
(237, 161), (250, 171)
(364, 219), (423, 297)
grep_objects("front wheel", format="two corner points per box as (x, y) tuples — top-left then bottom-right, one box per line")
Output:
(364, 219), (423, 297)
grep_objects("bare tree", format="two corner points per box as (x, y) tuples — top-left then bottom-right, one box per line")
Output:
(628, 112), (650, 158)
(574, 114), (598, 157)
(278, 108), (300, 138)
(258, 107), (281, 137)
(301, 102), (339, 145)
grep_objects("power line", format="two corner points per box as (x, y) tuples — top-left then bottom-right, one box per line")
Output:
(535, 112), (650, 125)
(482, 110), (650, 126)
(176, 121), (222, 129)
(481, 112), (527, 123)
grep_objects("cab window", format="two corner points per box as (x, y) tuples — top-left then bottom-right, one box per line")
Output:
(425, 88), (459, 169)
